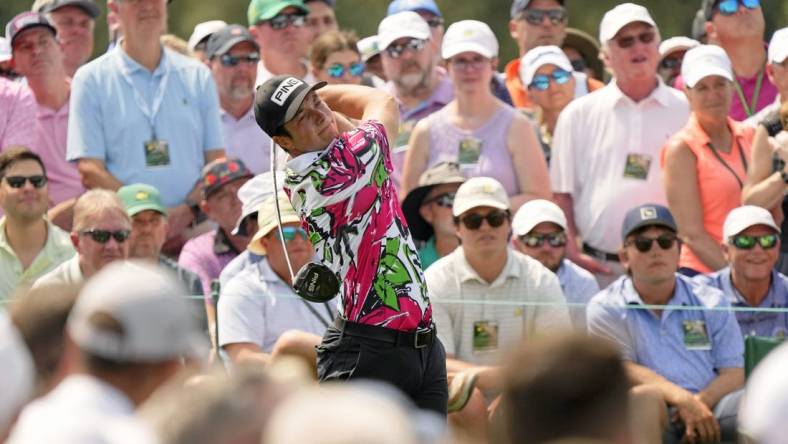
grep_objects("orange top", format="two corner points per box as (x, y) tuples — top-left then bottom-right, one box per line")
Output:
(503, 58), (604, 110)
(660, 114), (755, 273)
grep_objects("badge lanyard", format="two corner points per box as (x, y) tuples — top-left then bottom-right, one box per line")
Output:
(733, 68), (764, 118)
(707, 137), (748, 189)
(115, 50), (171, 139)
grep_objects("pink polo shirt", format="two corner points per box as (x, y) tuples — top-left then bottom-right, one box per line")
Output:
(0, 78), (36, 150)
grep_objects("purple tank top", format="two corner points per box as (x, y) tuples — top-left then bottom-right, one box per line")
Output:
(426, 104), (520, 195)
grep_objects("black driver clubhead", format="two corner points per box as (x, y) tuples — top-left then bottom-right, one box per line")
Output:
(293, 262), (340, 303)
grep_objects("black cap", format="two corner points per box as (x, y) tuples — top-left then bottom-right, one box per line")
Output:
(33, 0), (101, 18)
(5, 12), (57, 48)
(621, 204), (677, 241)
(254, 75), (326, 137)
(205, 24), (259, 59)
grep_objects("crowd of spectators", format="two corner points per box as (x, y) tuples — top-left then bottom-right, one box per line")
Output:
(2, 0), (788, 443)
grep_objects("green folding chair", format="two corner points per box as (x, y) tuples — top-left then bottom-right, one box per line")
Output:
(744, 335), (785, 379)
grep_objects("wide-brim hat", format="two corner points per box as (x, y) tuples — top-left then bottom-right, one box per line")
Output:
(402, 162), (465, 242)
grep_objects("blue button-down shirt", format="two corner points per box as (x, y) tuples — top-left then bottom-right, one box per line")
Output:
(695, 267), (788, 338)
(587, 274), (744, 393)
(556, 258), (600, 331)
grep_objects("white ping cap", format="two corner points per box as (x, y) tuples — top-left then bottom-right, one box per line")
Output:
(722, 205), (781, 240)
(598, 3), (656, 43)
(232, 171), (285, 236)
(441, 20), (498, 60)
(377, 11), (430, 51)
(512, 199), (567, 237)
(658, 36), (700, 58)
(358, 35), (381, 63)
(519, 45), (573, 87)
(452, 177), (510, 217)
(768, 27), (788, 65)
(681, 44), (733, 88)
(187, 20), (227, 51)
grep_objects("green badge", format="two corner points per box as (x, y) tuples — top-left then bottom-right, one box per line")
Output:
(472, 320), (499, 353)
(682, 320), (712, 351)
(394, 119), (416, 152)
(623, 153), (652, 180)
(458, 137), (482, 166)
(144, 139), (170, 168)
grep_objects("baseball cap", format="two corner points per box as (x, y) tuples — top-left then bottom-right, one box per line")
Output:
(377, 11), (430, 51)
(387, 0), (441, 17)
(205, 24), (259, 59)
(722, 205), (780, 240)
(510, 0), (565, 19)
(5, 12), (57, 48)
(681, 44), (732, 88)
(658, 36), (699, 58)
(117, 183), (167, 217)
(202, 157), (253, 199)
(598, 3), (656, 43)
(620, 204), (677, 241)
(768, 27), (788, 65)
(248, 0), (309, 26)
(401, 162), (466, 242)
(512, 199), (567, 237)
(249, 194), (302, 255)
(32, 0), (100, 18)
(232, 171), (285, 236)
(0, 38), (10, 63)
(67, 261), (207, 363)
(0, 312), (34, 434)
(452, 177), (510, 217)
(358, 35), (381, 63)
(187, 20), (227, 51)
(441, 20), (498, 60)
(739, 343), (788, 444)
(519, 45), (573, 87)
(253, 75), (326, 138)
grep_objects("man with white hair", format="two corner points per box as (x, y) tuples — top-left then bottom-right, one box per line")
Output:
(550, 3), (689, 287)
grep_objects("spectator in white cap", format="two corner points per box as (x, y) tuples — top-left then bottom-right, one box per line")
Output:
(32, 0), (101, 78)
(658, 36), (699, 87)
(662, 44), (755, 276)
(745, 26), (788, 127)
(739, 342), (788, 444)
(187, 20), (227, 63)
(357, 35), (386, 84)
(550, 3), (689, 287)
(8, 261), (205, 444)
(377, 11), (450, 188)
(402, 20), (551, 210)
(512, 199), (598, 330)
(694, 205), (788, 338)
(426, 176), (570, 408)
(387, 0), (444, 56)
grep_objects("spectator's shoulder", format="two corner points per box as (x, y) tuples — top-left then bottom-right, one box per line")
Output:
(220, 262), (260, 298)
(180, 230), (215, 255)
(680, 274), (727, 308)
(511, 249), (556, 282)
(424, 249), (461, 289)
(588, 276), (629, 308)
(72, 50), (117, 84)
(564, 258), (597, 282)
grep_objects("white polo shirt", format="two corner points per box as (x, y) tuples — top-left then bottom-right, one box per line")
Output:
(220, 106), (273, 174)
(550, 79), (689, 253)
(32, 255), (83, 289)
(426, 248), (571, 366)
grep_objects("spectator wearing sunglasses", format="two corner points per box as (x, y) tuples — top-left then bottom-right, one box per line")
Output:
(387, 0), (444, 55)
(402, 20), (551, 210)
(218, 194), (335, 367)
(694, 206), (788, 338)
(0, 148), (74, 300)
(512, 199), (598, 330)
(248, 0), (314, 86)
(658, 36), (699, 88)
(550, 3), (689, 288)
(587, 203), (744, 444)
(561, 27), (604, 81)
(662, 45), (755, 276)
(310, 30), (363, 86)
(401, 161), (465, 271)
(34, 189), (131, 289)
(698, 0), (777, 121)
(207, 25), (277, 175)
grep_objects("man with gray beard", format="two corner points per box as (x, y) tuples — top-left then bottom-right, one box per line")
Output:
(207, 25), (273, 174)
(378, 12), (452, 189)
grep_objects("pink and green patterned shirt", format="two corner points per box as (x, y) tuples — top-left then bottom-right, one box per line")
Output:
(285, 120), (432, 331)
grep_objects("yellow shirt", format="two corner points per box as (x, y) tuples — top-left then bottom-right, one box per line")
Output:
(0, 217), (76, 300)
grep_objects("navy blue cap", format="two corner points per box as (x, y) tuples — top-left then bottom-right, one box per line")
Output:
(621, 204), (677, 241)
(388, 0), (441, 17)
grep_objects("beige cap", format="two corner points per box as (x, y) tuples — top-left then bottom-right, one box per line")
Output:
(452, 177), (509, 217)
(249, 194), (302, 256)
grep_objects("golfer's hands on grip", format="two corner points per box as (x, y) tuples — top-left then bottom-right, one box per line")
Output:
(674, 393), (720, 444)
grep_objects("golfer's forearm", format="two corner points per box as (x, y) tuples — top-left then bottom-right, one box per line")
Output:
(318, 85), (395, 120)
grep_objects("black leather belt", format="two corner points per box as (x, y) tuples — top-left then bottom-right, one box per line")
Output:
(582, 243), (620, 262)
(333, 317), (435, 349)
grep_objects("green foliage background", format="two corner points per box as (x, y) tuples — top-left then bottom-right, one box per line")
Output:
(2, 0), (787, 65)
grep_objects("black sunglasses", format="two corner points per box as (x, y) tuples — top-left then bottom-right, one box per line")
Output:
(729, 233), (778, 250)
(569, 58), (587, 72)
(627, 234), (678, 253)
(520, 232), (567, 248)
(385, 38), (426, 59)
(265, 13), (306, 30)
(458, 210), (509, 230)
(79, 229), (131, 244)
(615, 31), (656, 49)
(425, 17), (444, 28)
(519, 8), (568, 26)
(423, 192), (455, 208)
(219, 53), (259, 67)
(5, 175), (47, 189)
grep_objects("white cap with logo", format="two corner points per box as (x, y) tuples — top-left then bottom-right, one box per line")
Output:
(598, 3), (656, 43)
(441, 20), (498, 60)
(377, 11), (430, 51)
(512, 199), (567, 237)
(768, 27), (788, 65)
(658, 36), (699, 58)
(722, 205), (781, 240)
(519, 45), (573, 87)
(232, 171), (285, 236)
(188, 20), (228, 51)
(452, 177), (510, 217)
(681, 44), (733, 88)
